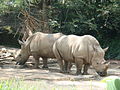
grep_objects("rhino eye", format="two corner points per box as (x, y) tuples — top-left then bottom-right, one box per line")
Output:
(19, 54), (21, 57)
(97, 62), (99, 64)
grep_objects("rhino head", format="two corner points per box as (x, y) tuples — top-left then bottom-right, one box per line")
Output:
(92, 47), (110, 76)
(92, 60), (110, 76)
(15, 40), (30, 65)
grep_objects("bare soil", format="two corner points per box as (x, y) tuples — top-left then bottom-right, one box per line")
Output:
(0, 45), (120, 90)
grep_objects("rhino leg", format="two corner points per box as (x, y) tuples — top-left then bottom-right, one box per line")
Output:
(64, 61), (69, 73)
(58, 59), (64, 73)
(75, 59), (83, 75)
(42, 57), (48, 69)
(68, 62), (73, 73)
(82, 64), (90, 75)
(64, 61), (72, 73)
(33, 54), (40, 69)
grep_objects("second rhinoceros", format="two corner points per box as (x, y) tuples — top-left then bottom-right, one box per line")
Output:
(15, 32), (63, 68)
(53, 35), (109, 76)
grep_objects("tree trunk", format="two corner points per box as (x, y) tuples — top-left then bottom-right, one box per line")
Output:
(40, 0), (51, 33)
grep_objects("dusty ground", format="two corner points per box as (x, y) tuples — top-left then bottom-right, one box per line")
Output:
(0, 45), (120, 90)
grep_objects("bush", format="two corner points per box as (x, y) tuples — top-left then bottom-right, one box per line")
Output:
(50, 0), (120, 36)
(49, 0), (120, 59)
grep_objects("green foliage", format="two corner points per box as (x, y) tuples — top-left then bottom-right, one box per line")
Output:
(0, 78), (40, 90)
(50, 0), (120, 37)
(48, 0), (120, 59)
(0, 0), (24, 15)
(0, 79), (22, 90)
(0, 78), (77, 90)
(101, 37), (120, 59)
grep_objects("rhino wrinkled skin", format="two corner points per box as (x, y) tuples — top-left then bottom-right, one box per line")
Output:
(15, 32), (63, 68)
(53, 35), (109, 76)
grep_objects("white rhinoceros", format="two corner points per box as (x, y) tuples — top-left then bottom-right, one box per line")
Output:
(15, 32), (63, 68)
(53, 35), (109, 76)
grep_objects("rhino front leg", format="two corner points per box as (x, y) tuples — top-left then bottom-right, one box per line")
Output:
(33, 54), (40, 69)
(75, 59), (83, 75)
(42, 57), (48, 69)
(64, 61), (69, 73)
(58, 59), (64, 73)
(67, 62), (73, 73)
(82, 64), (90, 75)
(64, 61), (72, 73)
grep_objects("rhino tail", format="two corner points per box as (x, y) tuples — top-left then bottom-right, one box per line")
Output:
(53, 42), (62, 60)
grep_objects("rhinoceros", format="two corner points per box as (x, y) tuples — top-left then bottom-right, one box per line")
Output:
(15, 32), (63, 68)
(53, 35), (109, 76)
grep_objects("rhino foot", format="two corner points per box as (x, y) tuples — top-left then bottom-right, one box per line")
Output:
(60, 70), (66, 73)
(32, 66), (40, 69)
(82, 72), (89, 75)
(75, 73), (82, 75)
(63, 70), (70, 74)
(75, 71), (82, 75)
(42, 65), (49, 69)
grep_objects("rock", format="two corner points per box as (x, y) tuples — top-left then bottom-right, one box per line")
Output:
(1, 48), (7, 53)
(0, 48), (16, 59)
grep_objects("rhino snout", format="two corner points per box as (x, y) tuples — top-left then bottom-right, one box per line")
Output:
(97, 71), (107, 77)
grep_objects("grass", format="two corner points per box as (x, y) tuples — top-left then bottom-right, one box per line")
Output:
(0, 78), (105, 90)
(0, 77), (107, 90)
(0, 78), (39, 90)
(0, 79), (21, 90)
(0, 78), (77, 90)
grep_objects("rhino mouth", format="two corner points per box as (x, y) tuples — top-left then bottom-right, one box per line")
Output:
(97, 71), (107, 77)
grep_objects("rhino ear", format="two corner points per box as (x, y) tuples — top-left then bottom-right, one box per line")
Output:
(18, 40), (24, 45)
(103, 47), (109, 52)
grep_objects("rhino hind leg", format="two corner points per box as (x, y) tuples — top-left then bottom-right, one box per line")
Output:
(75, 59), (83, 75)
(42, 57), (48, 69)
(82, 64), (90, 75)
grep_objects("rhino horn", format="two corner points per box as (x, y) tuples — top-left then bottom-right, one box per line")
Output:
(103, 47), (109, 52)
(102, 61), (110, 66)
(18, 40), (24, 45)
(106, 62), (110, 66)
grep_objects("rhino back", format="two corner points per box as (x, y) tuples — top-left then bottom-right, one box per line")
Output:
(53, 35), (81, 62)
(53, 35), (103, 63)
(27, 32), (63, 58)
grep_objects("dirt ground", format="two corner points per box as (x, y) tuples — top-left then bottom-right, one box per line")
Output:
(0, 45), (120, 90)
